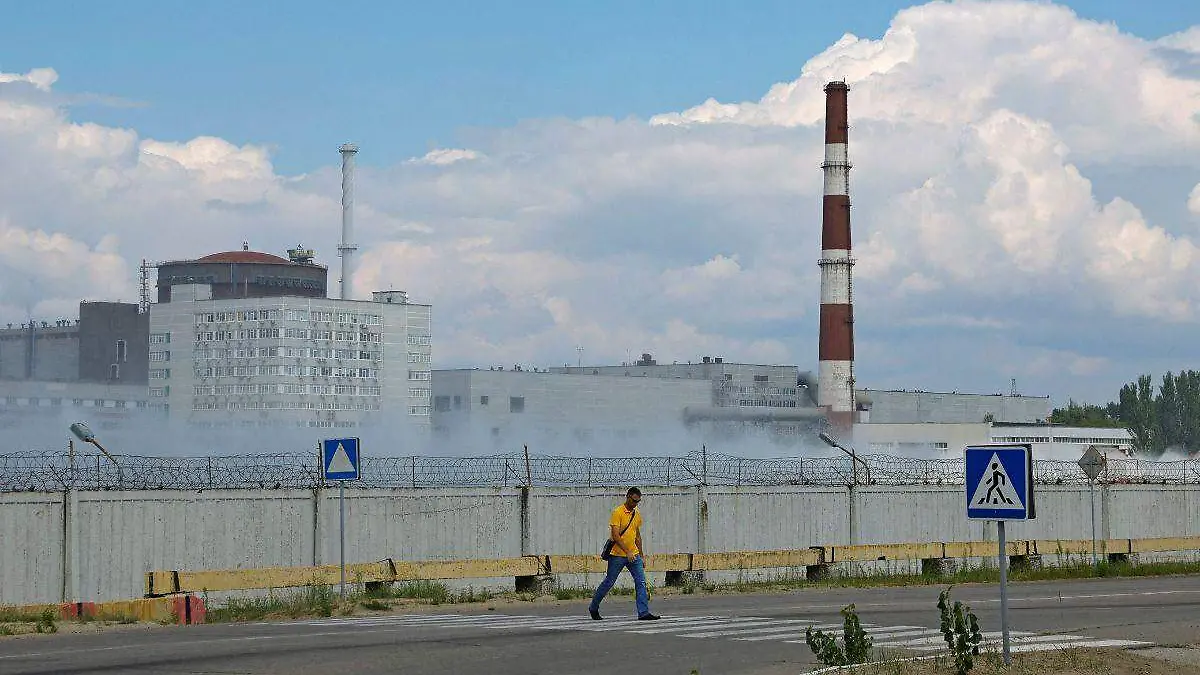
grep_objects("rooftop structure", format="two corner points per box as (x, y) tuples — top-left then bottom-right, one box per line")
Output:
(155, 244), (328, 303)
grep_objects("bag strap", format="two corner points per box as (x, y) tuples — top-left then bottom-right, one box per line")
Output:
(617, 508), (636, 537)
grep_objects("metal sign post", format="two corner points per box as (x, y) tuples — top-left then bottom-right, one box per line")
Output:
(966, 444), (1036, 666)
(1078, 445), (1107, 568)
(322, 438), (361, 601)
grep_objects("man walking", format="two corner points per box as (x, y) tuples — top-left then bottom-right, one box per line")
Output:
(589, 487), (660, 621)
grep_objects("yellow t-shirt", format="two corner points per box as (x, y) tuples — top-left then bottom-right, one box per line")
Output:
(608, 504), (642, 557)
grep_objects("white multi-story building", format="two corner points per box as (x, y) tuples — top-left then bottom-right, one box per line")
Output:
(148, 290), (431, 431)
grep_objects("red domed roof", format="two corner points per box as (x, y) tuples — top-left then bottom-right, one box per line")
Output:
(194, 251), (294, 265)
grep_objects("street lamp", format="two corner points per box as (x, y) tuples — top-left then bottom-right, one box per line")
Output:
(69, 422), (123, 487)
(819, 431), (870, 486)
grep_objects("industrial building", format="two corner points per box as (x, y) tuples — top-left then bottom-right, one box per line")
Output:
(149, 248), (431, 431)
(0, 302), (149, 385)
(854, 421), (1133, 457)
(855, 389), (1051, 424)
(431, 367), (713, 450)
(0, 302), (152, 434)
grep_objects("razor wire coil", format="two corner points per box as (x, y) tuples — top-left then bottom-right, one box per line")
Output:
(1, 450), (1196, 492)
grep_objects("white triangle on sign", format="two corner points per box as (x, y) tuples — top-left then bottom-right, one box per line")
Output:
(969, 452), (1024, 510)
(327, 443), (356, 474)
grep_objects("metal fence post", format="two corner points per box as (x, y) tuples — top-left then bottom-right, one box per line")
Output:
(411, 456), (417, 488)
(666, 457), (671, 487)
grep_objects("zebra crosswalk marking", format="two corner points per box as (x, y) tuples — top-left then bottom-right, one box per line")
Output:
(629, 618), (777, 634)
(290, 613), (1154, 654)
(681, 621), (842, 639)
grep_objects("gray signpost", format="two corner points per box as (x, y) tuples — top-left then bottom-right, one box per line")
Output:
(1077, 445), (1107, 567)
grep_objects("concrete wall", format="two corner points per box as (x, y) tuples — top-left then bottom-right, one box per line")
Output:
(4, 483), (1200, 606)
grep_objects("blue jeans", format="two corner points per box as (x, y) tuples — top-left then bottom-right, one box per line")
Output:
(589, 554), (650, 617)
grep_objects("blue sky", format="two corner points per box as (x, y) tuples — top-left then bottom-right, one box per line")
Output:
(3, 0), (1198, 174)
(2, 0), (1200, 406)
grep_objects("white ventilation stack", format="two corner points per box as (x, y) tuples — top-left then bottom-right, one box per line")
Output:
(338, 143), (359, 300)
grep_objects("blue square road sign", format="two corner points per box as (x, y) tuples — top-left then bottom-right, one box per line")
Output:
(322, 437), (361, 481)
(965, 444), (1035, 521)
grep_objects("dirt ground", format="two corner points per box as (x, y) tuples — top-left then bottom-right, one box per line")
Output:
(847, 648), (1200, 675)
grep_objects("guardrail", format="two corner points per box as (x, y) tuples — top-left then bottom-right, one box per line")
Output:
(144, 536), (1200, 596)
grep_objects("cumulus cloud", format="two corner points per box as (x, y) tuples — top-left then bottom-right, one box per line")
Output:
(3, 0), (1200, 406)
(407, 148), (484, 166)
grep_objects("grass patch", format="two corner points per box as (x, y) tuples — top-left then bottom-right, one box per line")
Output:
(0, 609), (45, 624)
(207, 580), (497, 623)
(207, 584), (338, 623)
(553, 587), (593, 601)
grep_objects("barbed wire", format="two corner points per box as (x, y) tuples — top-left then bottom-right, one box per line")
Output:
(1, 449), (1197, 492)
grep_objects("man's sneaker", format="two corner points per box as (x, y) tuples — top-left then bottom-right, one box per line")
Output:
(638, 613), (661, 621)
(589, 609), (602, 620)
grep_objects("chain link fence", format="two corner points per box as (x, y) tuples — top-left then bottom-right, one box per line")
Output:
(3, 449), (1199, 492)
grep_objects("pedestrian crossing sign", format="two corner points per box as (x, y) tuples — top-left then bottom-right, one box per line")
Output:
(322, 437), (361, 481)
(965, 444), (1035, 521)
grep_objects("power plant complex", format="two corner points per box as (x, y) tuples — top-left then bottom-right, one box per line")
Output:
(0, 82), (1133, 457)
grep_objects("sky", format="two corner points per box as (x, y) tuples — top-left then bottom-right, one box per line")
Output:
(2, 0), (1200, 408)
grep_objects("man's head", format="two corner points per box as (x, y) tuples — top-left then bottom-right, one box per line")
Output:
(625, 487), (642, 508)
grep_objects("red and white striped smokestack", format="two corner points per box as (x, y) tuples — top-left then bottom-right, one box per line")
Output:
(818, 80), (855, 430)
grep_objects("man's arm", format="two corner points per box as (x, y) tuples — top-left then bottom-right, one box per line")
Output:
(610, 523), (631, 557)
(635, 531), (643, 558)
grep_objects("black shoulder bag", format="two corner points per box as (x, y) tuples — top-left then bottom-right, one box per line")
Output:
(600, 509), (636, 560)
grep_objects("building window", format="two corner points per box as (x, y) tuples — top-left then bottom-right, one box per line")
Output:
(116, 339), (127, 363)
(510, 396), (525, 413)
(480, 395), (489, 406)
(453, 395), (462, 410)
(434, 396), (451, 412)
(754, 375), (768, 382)
(724, 374), (733, 381)
(109, 364), (120, 380)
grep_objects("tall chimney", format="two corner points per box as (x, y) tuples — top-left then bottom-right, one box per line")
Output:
(338, 143), (359, 300)
(818, 81), (855, 430)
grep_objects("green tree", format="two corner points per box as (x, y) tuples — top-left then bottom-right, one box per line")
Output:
(1049, 400), (1123, 428)
(1118, 374), (1159, 455)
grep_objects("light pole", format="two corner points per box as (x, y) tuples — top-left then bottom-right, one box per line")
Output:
(819, 431), (870, 486)
(69, 422), (123, 487)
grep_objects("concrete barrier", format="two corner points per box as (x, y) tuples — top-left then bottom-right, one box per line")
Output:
(143, 535), (1200, 596)
(1, 596), (205, 624)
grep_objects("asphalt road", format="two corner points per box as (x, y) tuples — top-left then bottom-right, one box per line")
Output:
(2, 575), (1199, 675)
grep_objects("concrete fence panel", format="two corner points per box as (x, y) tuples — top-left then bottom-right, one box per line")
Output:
(526, 488), (696, 556)
(0, 492), (64, 606)
(73, 490), (315, 602)
(318, 489), (521, 565)
(1106, 486), (1200, 539)
(704, 487), (849, 552)
(855, 486), (982, 545)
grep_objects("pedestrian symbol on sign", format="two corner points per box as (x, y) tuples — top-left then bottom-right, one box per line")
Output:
(967, 452), (1025, 512)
